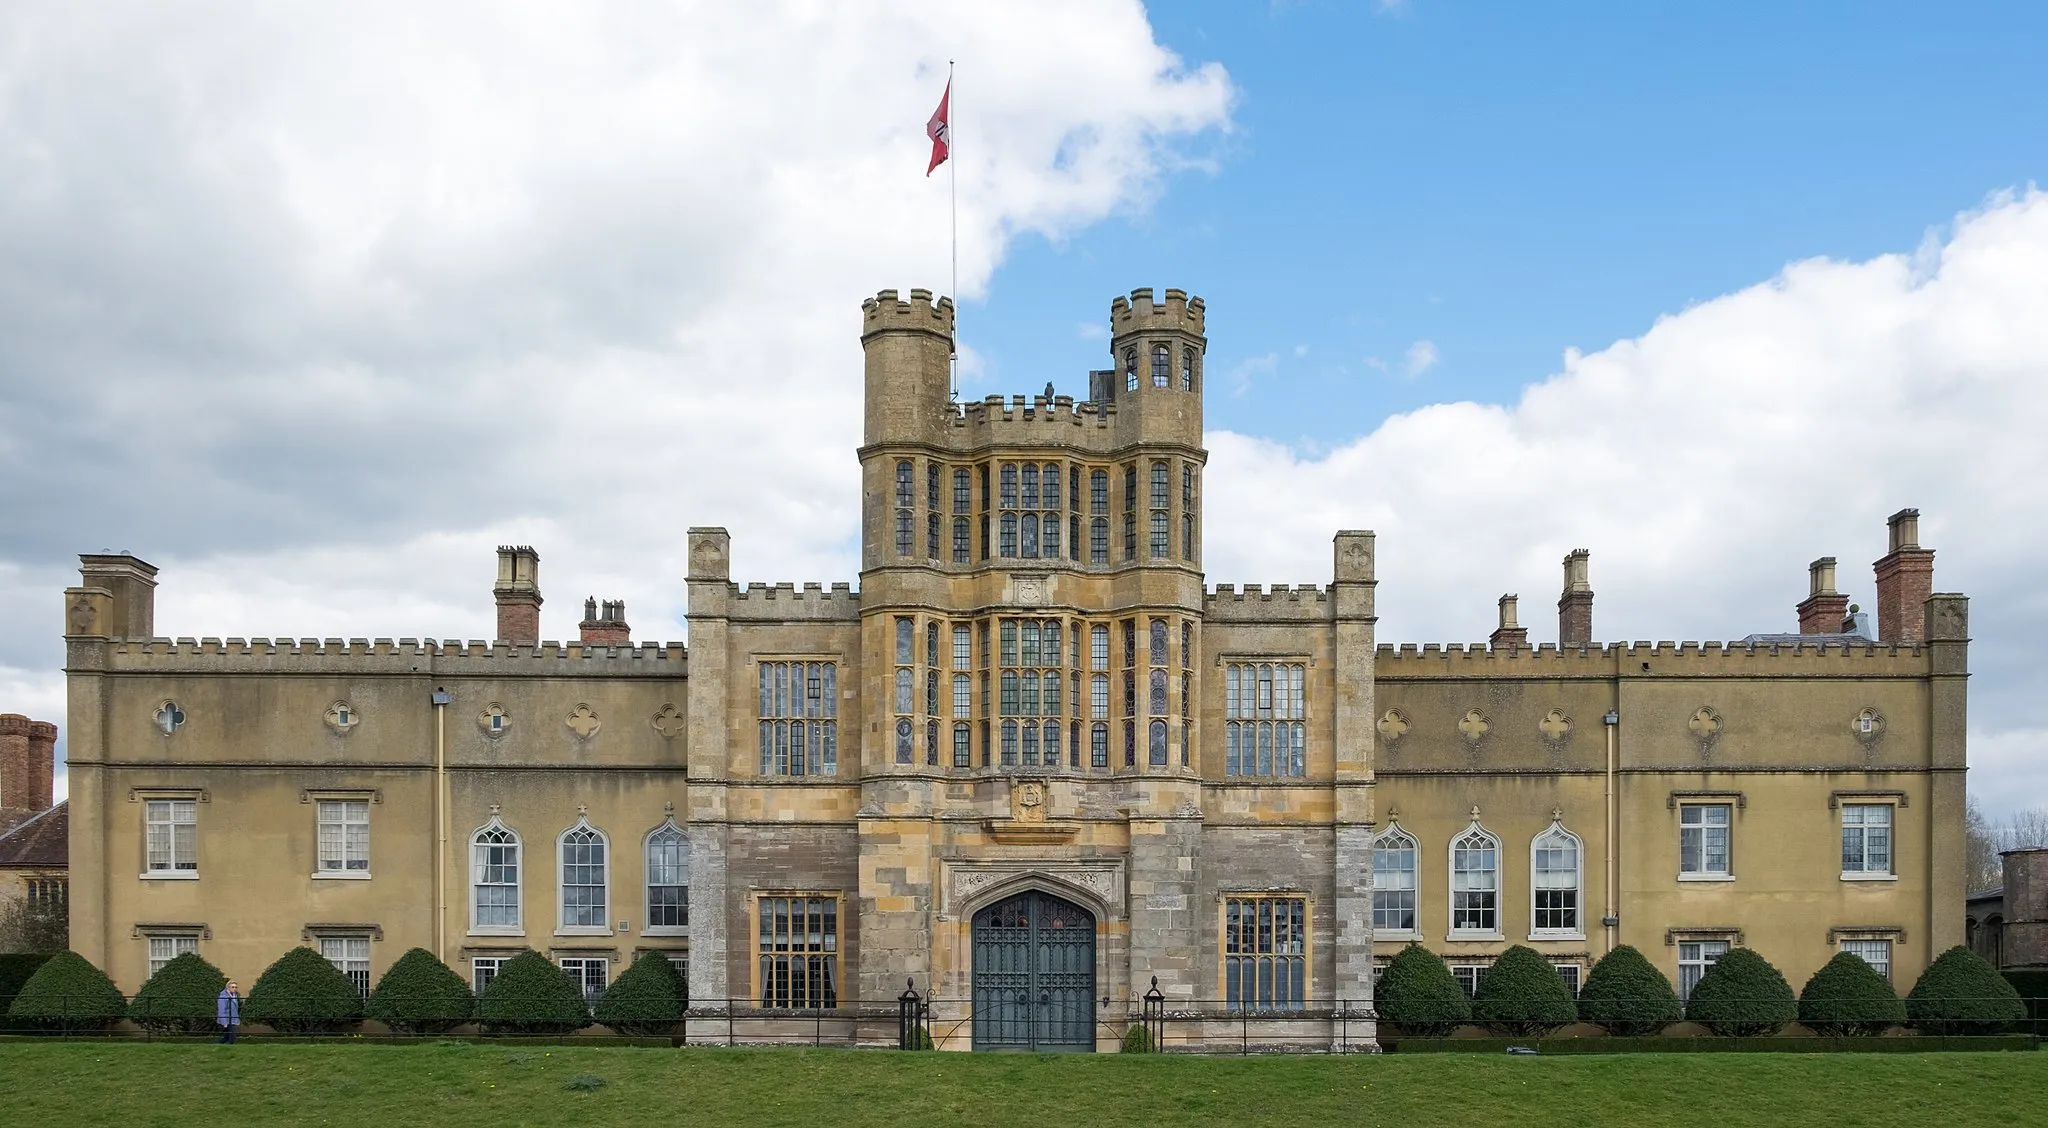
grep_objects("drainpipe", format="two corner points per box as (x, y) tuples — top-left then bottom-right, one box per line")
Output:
(1601, 708), (1621, 954)
(432, 687), (452, 960)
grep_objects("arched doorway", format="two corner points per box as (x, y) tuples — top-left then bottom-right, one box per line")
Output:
(971, 890), (1097, 1051)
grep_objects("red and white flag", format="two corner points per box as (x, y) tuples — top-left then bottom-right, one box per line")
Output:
(926, 80), (951, 175)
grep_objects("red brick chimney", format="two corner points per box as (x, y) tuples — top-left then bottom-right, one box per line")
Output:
(1796, 557), (1851, 634)
(1873, 509), (1935, 644)
(494, 546), (543, 645)
(0, 714), (56, 816)
(1558, 550), (1594, 648)
(1490, 594), (1528, 649)
(578, 598), (632, 646)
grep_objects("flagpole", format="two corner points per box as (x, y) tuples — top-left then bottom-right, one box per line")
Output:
(948, 59), (958, 402)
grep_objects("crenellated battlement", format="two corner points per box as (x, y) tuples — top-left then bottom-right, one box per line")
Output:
(1110, 286), (1205, 338)
(1373, 638), (1932, 678)
(861, 287), (955, 339)
(1203, 583), (1333, 623)
(727, 581), (862, 622)
(80, 636), (688, 676)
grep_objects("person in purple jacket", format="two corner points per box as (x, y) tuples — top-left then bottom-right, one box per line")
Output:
(217, 979), (241, 1044)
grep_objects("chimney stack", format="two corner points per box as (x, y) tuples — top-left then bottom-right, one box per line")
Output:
(0, 714), (56, 816)
(1796, 557), (1852, 634)
(1490, 594), (1529, 649)
(579, 597), (632, 646)
(75, 553), (158, 639)
(494, 546), (543, 646)
(1558, 549), (1594, 648)
(1873, 509), (1935, 644)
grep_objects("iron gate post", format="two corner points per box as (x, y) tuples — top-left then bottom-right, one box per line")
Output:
(899, 979), (925, 1049)
(1142, 975), (1165, 1052)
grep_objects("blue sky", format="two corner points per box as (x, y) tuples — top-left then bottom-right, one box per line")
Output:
(968, 1), (2048, 444)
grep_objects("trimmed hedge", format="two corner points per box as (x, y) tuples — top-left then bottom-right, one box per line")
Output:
(1578, 945), (1681, 1036)
(1472, 945), (1577, 1037)
(1120, 1023), (1155, 1052)
(593, 952), (684, 1035)
(2002, 968), (2048, 1024)
(1684, 947), (1796, 1037)
(244, 946), (364, 1034)
(1391, 1035), (2038, 1054)
(6, 951), (127, 1032)
(129, 952), (228, 1034)
(1375, 943), (1471, 1037)
(478, 950), (589, 1034)
(366, 948), (474, 1034)
(1907, 945), (2024, 1035)
(1798, 951), (1905, 1036)
(0, 953), (55, 1026)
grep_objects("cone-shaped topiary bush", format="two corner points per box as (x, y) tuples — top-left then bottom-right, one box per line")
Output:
(7, 951), (127, 1032)
(129, 952), (228, 1034)
(1471, 945), (1578, 1037)
(478, 950), (589, 1034)
(1907, 945), (2025, 1035)
(1578, 944), (1682, 1036)
(1799, 951), (1906, 1036)
(244, 946), (364, 1034)
(366, 947), (474, 1034)
(1375, 943), (1471, 1037)
(1684, 947), (1796, 1037)
(594, 952), (684, 1035)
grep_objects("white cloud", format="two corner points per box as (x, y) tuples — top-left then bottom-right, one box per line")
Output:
(1402, 338), (1438, 377)
(0, 2), (1232, 770)
(1224, 352), (1279, 396)
(1206, 188), (2048, 816)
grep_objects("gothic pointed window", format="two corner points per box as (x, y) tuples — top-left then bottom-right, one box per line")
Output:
(470, 817), (521, 932)
(645, 821), (689, 932)
(1450, 822), (1502, 938)
(1371, 825), (1418, 935)
(558, 819), (610, 933)
(1531, 821), (1583, 938)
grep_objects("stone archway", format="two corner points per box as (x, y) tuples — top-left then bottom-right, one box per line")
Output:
(970, 889), (1096, 1051)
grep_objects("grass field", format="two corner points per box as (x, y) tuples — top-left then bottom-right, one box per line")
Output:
(5, 1043), (2042, 1127)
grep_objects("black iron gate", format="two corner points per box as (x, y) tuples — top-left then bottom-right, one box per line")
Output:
(971, 890), (1096, 1051)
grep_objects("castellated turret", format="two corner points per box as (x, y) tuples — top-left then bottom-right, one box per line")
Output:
(1103, 287), (1206, 449)
(861, 288), (956, 448)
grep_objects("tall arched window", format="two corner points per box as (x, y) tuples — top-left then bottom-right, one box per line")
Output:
(558, 819), (610, 933)
(1371, 824), (1419, 936)
(1124, 347), (1138, 391)
(1450, 820), (1501, 938)
(1151, 345), (1170, 387)
(1181, 347), (1196, 391)
(1531, 821), (1583, 938)
(470, 816), (521, 933)
(645, 821), (689, 934)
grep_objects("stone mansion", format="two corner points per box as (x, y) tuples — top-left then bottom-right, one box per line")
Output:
(61, 288), (1967, 1049)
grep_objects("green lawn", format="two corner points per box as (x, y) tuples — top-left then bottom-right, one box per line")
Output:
(5, 1043), (2041, 1128)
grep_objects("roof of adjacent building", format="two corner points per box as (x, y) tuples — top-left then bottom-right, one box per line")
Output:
(0, 801), (67, 869)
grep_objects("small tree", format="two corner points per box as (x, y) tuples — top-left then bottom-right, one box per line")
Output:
(244, 946), (364, 1034)
(1374, 943), (1471, 1037)
(129, 952), (228, 1034)
(1684, 947), (1796, 1037)
(1577, 945), (1681, 1036)
(366, 948), (474, 1034)
(1907, 945), (2025, 1035)
(0, 892), (67, 955)
(1471, 945), (1577, 1037)
(594, 952), (684, 1035)
(478, 950), (589, 1034)
(6, 951), (126, 1032)
(1798, 951), (1905, 1036)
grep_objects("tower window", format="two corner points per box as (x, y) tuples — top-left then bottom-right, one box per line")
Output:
(1182, 347), (1195, 391)
(1124, 347), (1138, 392)
(1151, 346), (1170, 387)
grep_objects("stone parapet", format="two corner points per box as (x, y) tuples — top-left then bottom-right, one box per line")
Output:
(73, 636), (686, 676)
(1375, 638), (1933, 679)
